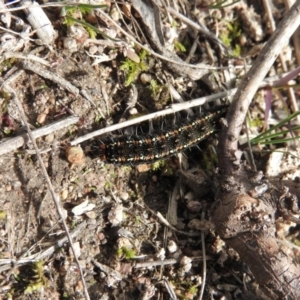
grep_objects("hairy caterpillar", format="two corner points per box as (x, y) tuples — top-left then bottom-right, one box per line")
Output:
(99, 107), (227, 164)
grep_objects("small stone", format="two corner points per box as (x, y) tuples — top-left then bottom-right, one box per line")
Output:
(117, 237), (132, 249)
(89, 45), (98, 55)
(70, 241), (81, 258)
(61, 189), (68, 200)
(108, 204), (123, 226)
(167, 240), (178, 253)
(37, 113), (47, 124)
(44, 133), (54, 143)
(180, 256), (192, 273)
(85, 211), (96, 219)
(66, 146), (85, 165)
(110, 6), (120, 21)
(63, 37), (77, 52)
(186, 200), (202, 213)
(136, 164), (151, 173)
(122, 3), (131, 18)
(120, 192), (129, 201)
(156, 248), (165, 260)
(12, 181), (21, 189)
(151, 175), (157, 182)
(72, 200), (95, 216)
(128, 108), (138, 115)
(140, 73), (152, 84)
(125, 48), (140, 63)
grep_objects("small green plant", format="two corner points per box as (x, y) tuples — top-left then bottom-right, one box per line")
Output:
(248, 116), (264, 128)
(120, 49), (148, 86)
(104, 181), (112, 189)
(63, 4), (115, 40)
(151, 160), (166, 171)
(23, 261), (48, 294)
(148, 79), (162, 98)
(174, 40), (186, 53)
(152, 159), (174, 176)
(188, 285), (197, 294)
(220, 20), (242, 56)
(3, 128), (12, 135)
(117, 247), (136, 259)
(95, 114), (103, 123)
(0, 58), (16, 77)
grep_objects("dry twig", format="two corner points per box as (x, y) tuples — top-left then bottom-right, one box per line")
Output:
(3, 84), (90, 300)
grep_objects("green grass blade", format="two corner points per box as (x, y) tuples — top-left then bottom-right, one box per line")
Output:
(66, 16), (120, 42)
(250, 110), (300, 144)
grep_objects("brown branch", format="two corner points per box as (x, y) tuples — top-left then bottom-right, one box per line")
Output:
(214, 2), (300, 299)
(218, 0), (300, 175)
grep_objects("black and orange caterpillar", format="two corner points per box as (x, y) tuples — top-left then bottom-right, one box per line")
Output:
(99, 107), (227, 165)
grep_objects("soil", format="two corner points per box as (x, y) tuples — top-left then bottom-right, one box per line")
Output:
(0, 1), (299, 300)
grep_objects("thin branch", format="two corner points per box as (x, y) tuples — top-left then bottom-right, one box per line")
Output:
(0, 115), (79, 156)
(3, 84), (90, 300)
(219, 0), (300, 174)
(198, 211), (207, 300)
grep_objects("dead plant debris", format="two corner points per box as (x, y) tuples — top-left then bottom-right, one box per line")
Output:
(1, 0), (300, 299)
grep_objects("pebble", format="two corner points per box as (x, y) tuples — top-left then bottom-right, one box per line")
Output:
(120, 192), (129, 201)
(167, 240), (178, 253)
(140, 73), (152, 84)
(44, 133), (54, 144)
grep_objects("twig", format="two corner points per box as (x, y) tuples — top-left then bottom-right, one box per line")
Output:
(70, 89), (237, 145)
(2, 2), (225, 70)
(163, 278), (178, 300)
(219, 0), (300, 174)
(262, 0), (299, 121)
(167, 180), (180, 226)
(91, 259), (122, 281)
(22, 61), (80, 95)
(79, 2), (227, 71)
(134, 259), (177, 268)
(156, 212), (201, 237)
(0, 221), (87, 272)
(0, 51), (50, 66)
(198, 212), (207, 300)
(3, 84), (90, 300)
(166, 6), (229, 55)
(0, 115), (79, 156)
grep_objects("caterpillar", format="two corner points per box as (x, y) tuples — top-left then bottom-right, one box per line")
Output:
(99, 107), (227, 165)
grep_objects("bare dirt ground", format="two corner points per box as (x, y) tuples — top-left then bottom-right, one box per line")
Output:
(1, 1), (300, 299)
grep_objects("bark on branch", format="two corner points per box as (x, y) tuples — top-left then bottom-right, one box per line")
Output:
(214, 1), (300, 299)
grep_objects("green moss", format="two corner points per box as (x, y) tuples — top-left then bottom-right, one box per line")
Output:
(248, 117), (264, 128)
(188, 285), (197, 295)
(174, 40), (186, 53)
(120, 49), (148, 86)
(117, 247), (136, 259)
(151, 159), (165, 171)
(21, 261), (48, 294)
(220, 20), (242, 56)
(148, 80), (161, 98)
